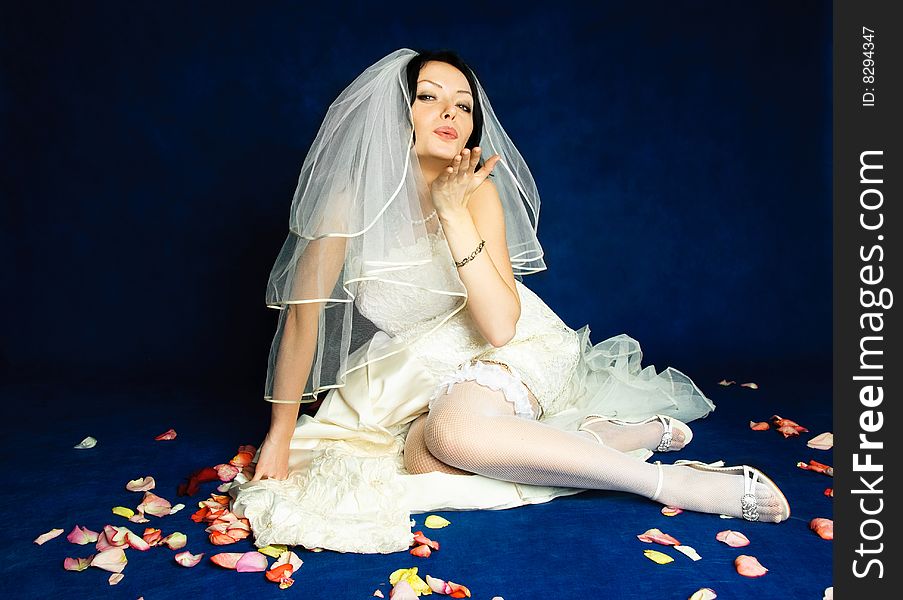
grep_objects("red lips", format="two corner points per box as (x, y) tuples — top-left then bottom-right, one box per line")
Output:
(434, 126), (458, 140)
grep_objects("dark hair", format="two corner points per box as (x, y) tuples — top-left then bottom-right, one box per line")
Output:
(405, 50), (485, 163)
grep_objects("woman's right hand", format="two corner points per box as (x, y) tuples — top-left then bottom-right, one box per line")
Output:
(249, 432), (291, 482)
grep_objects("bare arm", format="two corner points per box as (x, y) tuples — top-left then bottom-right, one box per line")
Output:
(440, 178), (521, 347)
(268, 233), (347, 441)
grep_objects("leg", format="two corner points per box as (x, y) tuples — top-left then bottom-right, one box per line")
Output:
(424, 380), (787, 521)
(577, 416), (688, 453)
(403, 413), (473, 476)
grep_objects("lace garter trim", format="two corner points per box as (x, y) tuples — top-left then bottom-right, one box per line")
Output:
(428, 360), (537, 420)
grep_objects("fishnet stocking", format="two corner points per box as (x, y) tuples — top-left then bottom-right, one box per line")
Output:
(579, 418), (687, 452)
(419, 379), (787, 520)
(404, 413), (473, 476)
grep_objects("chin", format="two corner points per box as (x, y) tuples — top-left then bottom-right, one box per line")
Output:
(416, 140), (462, 163)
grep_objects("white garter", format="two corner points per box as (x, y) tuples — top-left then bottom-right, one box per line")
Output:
(428, 360), (537, 420)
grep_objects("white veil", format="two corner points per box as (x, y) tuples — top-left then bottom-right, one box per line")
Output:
(263, 48), (546, 403)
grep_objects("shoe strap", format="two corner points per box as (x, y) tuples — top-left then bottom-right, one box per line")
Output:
(651, 460), (664, 501)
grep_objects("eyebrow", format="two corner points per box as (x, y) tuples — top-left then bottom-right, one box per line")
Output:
(417, 79), (473, 96)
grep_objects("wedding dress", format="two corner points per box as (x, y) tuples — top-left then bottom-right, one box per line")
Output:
(228, 225), (715, 554)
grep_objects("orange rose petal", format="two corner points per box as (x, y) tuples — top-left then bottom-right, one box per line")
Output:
(210, 552), (245, 569)
(749, 421), (770, 431)
(210, 531), (239, 545)
(824, 488), (834, 498)
(154, 428), (177, 441)
(735, 555), (768, 577)
(637, 528), (680, 546)
(64, 556), (94, 571)
(410, 544), (431, 558)
(90, 547), (128, 573)
(265, 563), (294, 582)
(230, 447), (256, 467)
(411, 531), (440, 550)
(447, 581), (472, 598)
(797, 460), (833, 476)
(142, 528), (163, 546)
(810, 518), (834, 540)
(776, 425), (800, 438)
(34, 528), (64, 545)
(174, 550), (204, 567)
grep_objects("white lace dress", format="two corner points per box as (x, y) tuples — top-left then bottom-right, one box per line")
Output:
(228, 229), (715, 554)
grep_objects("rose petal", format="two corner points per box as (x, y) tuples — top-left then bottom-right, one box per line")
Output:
(718, 380), (736, 386)
(771, 415), (807, 431)
(643, 549), (674, 564)
(388, 568), (430, 595)
(174, 550), (204, 567)
(215, 464), (240, 482)
(411, 530), (440, 550)
(108, 573), (124, 585)
(426, 574), (449, 594)
(74, 436), (97, 449)
(674, 545), (702, 561)
(154, 428), (177, 441)
(447, 581), (472, 598)
(715, 530), (750, 547)
(661, 506), (683, 517)
(138, 492), (172, 517)
(735, 554), (768, 577)
(390, 581), (418, 600)
(373, 591), (385, 598)
(229, 446), (256, 467)
(64, 556), (94, 571)
(740, 382), (758, 389)
(34, 528), (64, 545)
(810, 518), (834, 540)
(210, 552), (245, 569)
(112, 506), (135, 519)
(689, 589), (717, 600)
(169, 503), (185, 515)
(258, 544), (289, 558)
(235, 551), (268, 572)
(824, 586), (833, 600)
(824, 488), (834, 498)
(410, 544), (431, 558)
(797, 460), (833, 476)
(637, 528), (680, 546)
(424, 515), (451, 529)
(807, 432), (834, 450)
(164, 532), (187, 550)
(67, 525), (99, 545)
(90, 547), (128, 573)
(126, 477), (156, 492)
(776, 425), (800, 438)
(749, 421), (770, 431)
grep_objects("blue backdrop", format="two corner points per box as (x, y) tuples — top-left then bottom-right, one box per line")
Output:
(1, 1), (831, 390)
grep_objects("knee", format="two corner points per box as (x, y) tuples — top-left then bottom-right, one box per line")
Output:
(422, 399), (485, 466)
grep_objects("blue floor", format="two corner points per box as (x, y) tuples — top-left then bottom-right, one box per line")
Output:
(3, 362), (831, 598)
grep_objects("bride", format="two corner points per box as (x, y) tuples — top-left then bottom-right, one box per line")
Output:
(228, 48), (790, 554)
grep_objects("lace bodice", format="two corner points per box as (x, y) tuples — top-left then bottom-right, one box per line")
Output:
(354, 231), (464, 336)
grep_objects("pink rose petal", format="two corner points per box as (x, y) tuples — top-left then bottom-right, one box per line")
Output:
(735, 554), (768, 577)
(90, 547), (128, 573)
(716, 530), (750, 547)
(689, 588), (717, 600)
(63, 556), (94, 571)
(34, 528), (64, 545)
(740, 382), (758, 389)
(126, 476), (156, 492)
(718, 380), (736, 386)
(235, 551), (268, 572)
(174, 550), (204, 567)
(108, 573), (124, 585)
(67, 525), (99, 545)
(215, 463), (240, 482)
(661, 506), (683, 516)
(807, 432), (834, 450)
(139, 492), (172, 517)
(637, 528), (681, 546)
(810, 518), (834, 540)
(154, 428), (177, 441)
(390, 581), (418, 600)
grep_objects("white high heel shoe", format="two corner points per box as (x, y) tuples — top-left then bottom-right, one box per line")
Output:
(579, 413), (693, 452)
(649, 459), (792, 523)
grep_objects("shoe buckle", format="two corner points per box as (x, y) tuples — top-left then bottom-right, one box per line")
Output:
(656, 431), (673, 452)
(740, 493), (759, 521)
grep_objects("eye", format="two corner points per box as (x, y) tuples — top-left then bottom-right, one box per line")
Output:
(416, 94), (434, 101)
(457, 103), (472, 113)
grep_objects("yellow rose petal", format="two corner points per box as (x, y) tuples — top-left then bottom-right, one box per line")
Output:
(424, 515), (451, 529)
(258, 544), (288, 558)
(643, 549), (674, 564)
(112, 506), (135, 518)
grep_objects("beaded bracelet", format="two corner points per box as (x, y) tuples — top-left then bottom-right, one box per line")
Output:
(455, 239), (485, 268)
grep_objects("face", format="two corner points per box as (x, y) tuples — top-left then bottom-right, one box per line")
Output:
(411, 61), (474, 164)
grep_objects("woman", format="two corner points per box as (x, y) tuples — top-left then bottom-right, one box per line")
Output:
(229, 48), (790, 554)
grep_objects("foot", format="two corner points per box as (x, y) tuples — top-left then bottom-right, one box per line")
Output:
(653, 462), (790, 523)
(579, 416), (688, 453)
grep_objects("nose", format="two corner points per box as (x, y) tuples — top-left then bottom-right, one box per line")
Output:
(442, 104), (457, 119)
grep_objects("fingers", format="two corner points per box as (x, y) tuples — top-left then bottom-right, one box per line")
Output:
(475, 152), (501, 179)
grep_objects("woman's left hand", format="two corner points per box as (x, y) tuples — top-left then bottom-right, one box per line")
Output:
(430, 147), (501, 217)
